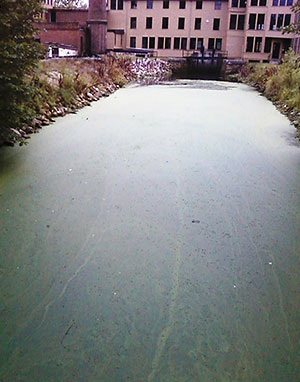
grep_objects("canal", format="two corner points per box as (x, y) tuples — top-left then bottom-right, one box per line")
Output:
(0, 81), (300, 381)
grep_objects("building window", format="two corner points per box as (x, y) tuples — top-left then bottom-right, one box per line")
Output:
(197, 38), (204, 49)
(272, 0), (279, 4)
(190, 37), (196, 49)
(277, 13), (284, 28)
(215, 1), (222, 9)
(146, 17), (152, 29)
(216, 38), (222, 50)
(230, 14), (237, 29)
(232, 0), (238, 6)
(165, 37), (171, 49)
(163, 0), (169, 8)
(111, 0), (116, 9)
(174, 37), (180, 49)
(240, 0), (246, 7)
(246, 36), (254, 51)
(162, 17), (169, 29)
(131, 0), (137, 9)
(257, 14), (265, 29)
(238, 15), (245, 29)
(178, 17), (185, 29)
(251, 0), (258, 5)
(181, 37), (187, 49)
(142, 36), (148, 49)
(195, 18), (201, 30)
(270, 14), (276, 29)
(279, 0), (285, 4)
(208, 38), (215, 49)
(50, 10), (56, 23)
(254, 37), (262, 52)
(213, 18), (220, 30)
(118, 0), (123, 10)
(249, 14), (256, 29)
(147, 0), (153, 9)
(130, 37), (136, 48)
(196, 0), (203, 9)
(287, 0), (293, 5)
(179, 0), (186, 9)
(264, 37), (272, 52)
(149, 37), (155, 49)
(259, 0), (266, 5)
(130, 17), (137, 29)
(284, 14), (291, 26)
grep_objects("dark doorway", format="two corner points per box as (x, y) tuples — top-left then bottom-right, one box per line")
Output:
(272, 42), (280, 59)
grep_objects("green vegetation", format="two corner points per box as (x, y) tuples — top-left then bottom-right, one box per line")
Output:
(0, 0), (44, 144)
(229, 49), (300, 136)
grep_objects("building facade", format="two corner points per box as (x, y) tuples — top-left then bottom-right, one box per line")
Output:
(37, 0), (299, 61)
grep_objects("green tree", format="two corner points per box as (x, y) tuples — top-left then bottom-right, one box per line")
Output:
(0, 0), (44, 144)
(54, 0), (87, 8)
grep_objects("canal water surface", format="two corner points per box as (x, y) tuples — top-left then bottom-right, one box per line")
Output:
(0, 81), (299, 381)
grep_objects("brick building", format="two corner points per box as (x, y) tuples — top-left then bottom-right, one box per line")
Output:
(37, 0), (299, 61)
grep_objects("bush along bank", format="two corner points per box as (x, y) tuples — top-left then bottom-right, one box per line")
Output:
(226, 49), (300, 139)
(2, 55), (171, 147)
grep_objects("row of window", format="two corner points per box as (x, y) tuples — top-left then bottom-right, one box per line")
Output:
(130, 36), (223, 50)
(130, 17), (221, 30)
(112, 0), (222, 10)
(229, 13), (291, 30)
(232, 0), (292, 5)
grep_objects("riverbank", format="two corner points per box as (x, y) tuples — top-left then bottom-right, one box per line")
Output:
(2, 55), (171, 147)
(226, 50), (300, 138)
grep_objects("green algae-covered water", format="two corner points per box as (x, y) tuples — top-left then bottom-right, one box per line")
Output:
(1, 81), (300, 381)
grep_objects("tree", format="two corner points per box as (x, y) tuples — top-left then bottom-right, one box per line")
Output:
(54, 0), (87, 8)
(283, 3), (300, 34)
(0, 0), (44, 144)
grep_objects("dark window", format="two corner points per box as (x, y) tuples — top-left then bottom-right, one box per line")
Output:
(254, 37), (262, 52)
(178, 17), (185, 29)
(111, 0), (116, 9)
(287, 0), (293, 5)
(146, 17), (152, 29)
(130, 37), (136, 48)
(238, 14), (245, 29)
(213, 18), (220, 30)
(163, 0), (169, 8)
(240, 0), (246, 7)
(195, 18), (201, 30)
(249, 14), (256, 29)
(279, 0), (285, 5)
(264, 37), (272, 52)
(181, 37), (187, 50)
(158, 37), (164, 49)
(50, 10), (56, 22)
(149, 37), (155, 49)
(232, 0), (238, 6)
(215, 1), (222, 9)
(197, 38), (204, 49)
(257, 14), (265, 29)
(165, 37), (171, 49)
(130, 17), (137, 29)
(131, 0), (137, 9)
(284, 14), (291, 26)
(272, 0), (279, 4)
(230, 14), (237, 29)
(147, 0), (153, 9)
(117, 0), (123, 10)
(216, 38), (222, 50)
(251, 0), (258, 5)
(277, 13), (284, 28)
(174, 37), (180, 49)
(270, 14), (276, 29)
(246, 36), (254, 52)
(190, 37), (196, 49)
(162, 17), (169, 29)
(259, 0), (266, 5)
(208, 38), (215, 49)
(142, 36), (148, 49)
(196, 0), (203, 9)
(179, 0), (186, 9)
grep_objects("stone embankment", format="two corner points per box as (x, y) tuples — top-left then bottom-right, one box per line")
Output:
(4, 56), (171, 146)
